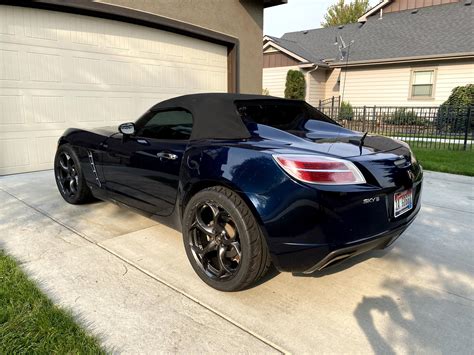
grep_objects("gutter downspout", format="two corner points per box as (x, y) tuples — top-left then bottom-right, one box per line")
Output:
(304, 65), (318, 102)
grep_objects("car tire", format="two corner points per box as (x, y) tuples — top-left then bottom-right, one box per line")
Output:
(182, 186), (271, 291)
(54, 144), (94, 205)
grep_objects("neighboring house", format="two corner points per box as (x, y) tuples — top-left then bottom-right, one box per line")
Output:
(0, 0), (287, 175)
(263, 0), (474, 108)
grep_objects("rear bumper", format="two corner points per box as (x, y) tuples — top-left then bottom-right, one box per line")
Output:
(301, 221), (410, 274)
(270, 203), (420, 273)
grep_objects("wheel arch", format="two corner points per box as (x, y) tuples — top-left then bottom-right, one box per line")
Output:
(58, 136), (70, 146)
(180, 178), (269, 239)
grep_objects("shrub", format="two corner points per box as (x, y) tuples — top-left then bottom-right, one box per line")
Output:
(284, 70), (305, 100)
(436, 84), (474, 133)
(262, 88), (270, 96)
(385, 108), (426, 126)
(441, 84), (474, 107)
(339, 101), (353, 120)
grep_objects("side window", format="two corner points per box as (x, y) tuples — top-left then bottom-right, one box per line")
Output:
(137, 110), (193, 140)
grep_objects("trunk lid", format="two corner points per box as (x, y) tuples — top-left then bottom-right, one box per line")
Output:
(250, 120), (404, 158)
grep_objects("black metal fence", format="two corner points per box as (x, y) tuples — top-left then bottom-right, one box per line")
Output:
(318, 105), (473, 151)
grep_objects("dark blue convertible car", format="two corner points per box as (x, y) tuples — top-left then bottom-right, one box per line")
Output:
(55, 93), (422, 291)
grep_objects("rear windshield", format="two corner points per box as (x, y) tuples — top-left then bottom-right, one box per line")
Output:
(235, 100), (338, 131)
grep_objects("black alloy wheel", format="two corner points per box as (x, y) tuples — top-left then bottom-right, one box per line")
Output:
(189, 201), (242, 279)
(54, 144), (94, 204)
(56, 151), (79, 199)
(183, 186), (271, 291)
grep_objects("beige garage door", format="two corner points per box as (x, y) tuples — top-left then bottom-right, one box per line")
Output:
(0, 5), (228, 175)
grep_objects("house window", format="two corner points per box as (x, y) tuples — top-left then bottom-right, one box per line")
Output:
(410, 69), (435, 98)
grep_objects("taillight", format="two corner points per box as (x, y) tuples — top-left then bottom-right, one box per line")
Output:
(273, 154), (366, 185)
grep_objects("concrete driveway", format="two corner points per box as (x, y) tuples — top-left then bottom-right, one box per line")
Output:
(0, 170), (473, 354)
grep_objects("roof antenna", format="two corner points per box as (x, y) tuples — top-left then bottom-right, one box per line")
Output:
(338, 35), (347, 57)
(336, 34), (355, 103)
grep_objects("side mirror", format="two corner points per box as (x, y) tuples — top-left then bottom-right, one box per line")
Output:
(119, 122), (135, 136)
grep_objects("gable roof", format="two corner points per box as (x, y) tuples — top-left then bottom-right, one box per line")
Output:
(358, 0), (391, 22)
(264, 35), (327, 65)
(280, 22), (362, 64)
(266, 1), (474, 66)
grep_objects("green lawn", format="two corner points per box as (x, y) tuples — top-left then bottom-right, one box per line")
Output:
(388, 133), (471, 140)
(0, 250), (105, 354)
(411, 146), (474, 176)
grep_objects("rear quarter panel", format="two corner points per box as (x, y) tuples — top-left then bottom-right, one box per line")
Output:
(181, 141), (422, 272)
(180, 141), (288, 224)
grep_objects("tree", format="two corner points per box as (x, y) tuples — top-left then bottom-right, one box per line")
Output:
(284, 70), (305, 100)
(322, 0), (370, 28)
(339, 101), (354, 120)
(436, 84), (474, 132)
(440, 84), (474, 107)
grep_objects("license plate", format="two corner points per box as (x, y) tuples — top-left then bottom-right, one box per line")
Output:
(394, 189), (413, 218)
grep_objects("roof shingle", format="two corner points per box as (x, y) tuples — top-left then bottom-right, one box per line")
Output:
(275, 2), (473, 64)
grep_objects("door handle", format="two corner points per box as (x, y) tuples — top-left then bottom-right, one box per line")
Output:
(156, 152), (178, 160)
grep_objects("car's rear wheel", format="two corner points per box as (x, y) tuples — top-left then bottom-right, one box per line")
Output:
(54, 144), (94, 204)
(182, 186), (271, 291)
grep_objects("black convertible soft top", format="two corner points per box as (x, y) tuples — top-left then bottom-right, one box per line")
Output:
(151, 93), (285, 140)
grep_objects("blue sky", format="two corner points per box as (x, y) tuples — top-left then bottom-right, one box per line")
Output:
(264, 0), (378, 37)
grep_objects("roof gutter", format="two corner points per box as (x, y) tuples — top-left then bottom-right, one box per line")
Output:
(330, 52), (474, 68)
(299, 62), (328, 69)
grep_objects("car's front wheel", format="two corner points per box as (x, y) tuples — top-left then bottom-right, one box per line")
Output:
(182, 186), (271, 291)
(54, 144), (94, 204)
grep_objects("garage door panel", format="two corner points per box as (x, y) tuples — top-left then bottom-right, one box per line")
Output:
(0, 49), (21, 80)
(0, 138), (30, 170)
(70, 16), (101, 47)
(106, 59), (133, 86)
(0, 5), (227, 175)
(24, 7), (60, 42)
(35, 136), (59, 164)
(0, 95), (25, 125)
(0, 129), (66, 175)
(32, 95), (64, 123)
(0, 6), (15, 35)
(106, 97), (136, 122)
(70, 56), (102, 84)
(137, 63), (163, 87)
(28, 52), (62, 82)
